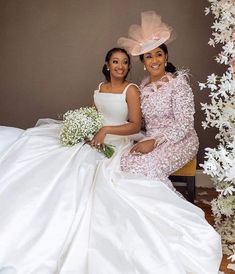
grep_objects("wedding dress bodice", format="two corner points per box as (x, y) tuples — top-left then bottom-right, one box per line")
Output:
(93, 83), (137, 126)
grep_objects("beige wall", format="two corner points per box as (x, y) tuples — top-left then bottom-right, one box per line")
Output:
(0, 0), (223, 165)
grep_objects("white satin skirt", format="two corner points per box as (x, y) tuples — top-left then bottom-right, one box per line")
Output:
(0, 122), (222, 274)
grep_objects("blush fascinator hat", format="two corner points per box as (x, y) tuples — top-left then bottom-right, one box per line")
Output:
(118, 11), (174, 56)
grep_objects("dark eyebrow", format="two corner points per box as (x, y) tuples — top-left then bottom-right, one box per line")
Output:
(112, 57), (128, 61)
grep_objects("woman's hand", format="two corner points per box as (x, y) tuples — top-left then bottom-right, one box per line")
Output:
(130, 139), (156, 154)
(90, 127), (107, 149)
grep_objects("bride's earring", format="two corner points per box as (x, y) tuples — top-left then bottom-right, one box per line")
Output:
(144, 65), (146, 71)
(165, 61), (167, 67)
(107, 67), (110, 71)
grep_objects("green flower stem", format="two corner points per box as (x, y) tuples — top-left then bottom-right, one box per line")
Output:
(101, 144), (115, 158)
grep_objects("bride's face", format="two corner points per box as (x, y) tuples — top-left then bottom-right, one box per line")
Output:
(143, 47), (167, 81)
(107, 52), (129, 80)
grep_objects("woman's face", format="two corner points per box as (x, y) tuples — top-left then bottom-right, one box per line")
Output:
(107, 52), (129, 81)
(143, 47), (167, 81)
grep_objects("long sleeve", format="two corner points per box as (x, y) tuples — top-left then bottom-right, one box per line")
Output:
(163, 75), (195, 144)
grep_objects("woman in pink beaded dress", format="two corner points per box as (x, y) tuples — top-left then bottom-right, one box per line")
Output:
(120, 45), (199, 192)
(118, 12), (199, 192)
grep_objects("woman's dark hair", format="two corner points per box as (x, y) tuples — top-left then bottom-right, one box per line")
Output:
(102, 48), (131, 82)
(139, 43), (177, 73)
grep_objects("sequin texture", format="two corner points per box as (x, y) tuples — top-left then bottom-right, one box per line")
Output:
(121, 71), (199, 188)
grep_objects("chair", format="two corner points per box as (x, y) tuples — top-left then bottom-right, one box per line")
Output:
(169, 157), (197, 203)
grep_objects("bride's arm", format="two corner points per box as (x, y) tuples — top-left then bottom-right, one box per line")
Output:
(91, 85), (141, 146)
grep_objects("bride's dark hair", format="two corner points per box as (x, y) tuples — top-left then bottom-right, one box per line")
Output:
(102, 48), (131, 82)
(139, 43), (177, 73)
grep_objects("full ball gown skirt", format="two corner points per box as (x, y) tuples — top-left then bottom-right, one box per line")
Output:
(0, 84), (222, 274)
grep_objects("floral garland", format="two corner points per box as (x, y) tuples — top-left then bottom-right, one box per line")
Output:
(199, 0), (235, 268)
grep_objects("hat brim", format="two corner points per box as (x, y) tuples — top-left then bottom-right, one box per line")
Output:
(131, 36), (170, 56)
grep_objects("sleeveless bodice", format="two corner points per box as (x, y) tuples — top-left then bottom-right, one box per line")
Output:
(93, 83), (136, 126)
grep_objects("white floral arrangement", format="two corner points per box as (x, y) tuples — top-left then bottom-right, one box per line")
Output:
(199, 0), (235, 270)
(59, 107), (114, 158)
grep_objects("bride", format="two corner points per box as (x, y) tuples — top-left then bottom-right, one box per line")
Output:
(0, 46), (222, 274)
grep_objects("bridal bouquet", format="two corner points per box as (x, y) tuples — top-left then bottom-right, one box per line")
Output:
(59, 107), (114, 158)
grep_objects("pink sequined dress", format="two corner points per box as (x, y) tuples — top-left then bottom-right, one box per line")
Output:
(121, 71), (199, 187)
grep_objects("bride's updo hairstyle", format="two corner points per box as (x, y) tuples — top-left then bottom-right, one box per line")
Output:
(102, 48), (131, 82)
(139, 43), (177, 74)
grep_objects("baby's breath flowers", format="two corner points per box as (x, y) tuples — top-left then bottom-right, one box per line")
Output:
(59, 107), (114, 158)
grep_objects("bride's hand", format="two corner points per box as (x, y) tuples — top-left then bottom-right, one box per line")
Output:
(130, 139), (156, 154)
(90, 127), (107, 149)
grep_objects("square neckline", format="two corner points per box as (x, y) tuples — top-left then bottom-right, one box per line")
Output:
(96, 82), (138, 95)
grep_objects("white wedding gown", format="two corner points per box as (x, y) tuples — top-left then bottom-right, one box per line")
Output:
(0, 84), (222, 274)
